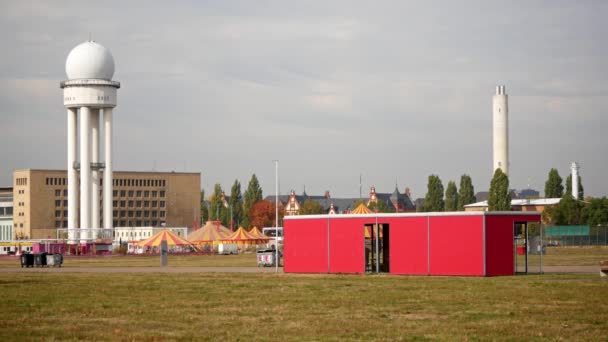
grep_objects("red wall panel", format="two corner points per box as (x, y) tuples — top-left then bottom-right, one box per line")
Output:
(429, 216), (484, 276)
(284, 218), (328, 273)
(329, 218), (366, 273)
(386, 217), (428, 275)
(485, 214), (541, 276)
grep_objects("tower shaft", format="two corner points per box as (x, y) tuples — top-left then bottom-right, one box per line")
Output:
(493, 85), (509, 176)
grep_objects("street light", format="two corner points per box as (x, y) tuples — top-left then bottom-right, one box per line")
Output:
(274, 160), (279, 273)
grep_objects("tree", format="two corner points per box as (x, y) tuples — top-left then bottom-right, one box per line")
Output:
(488, 168), (511, 211)
(552, 193), (584, 225)
(368, 200), (393, 213)
(444, 181), (458, 211)
(300, 199), (325, 215)
(248, 200), (277, 228)
(243, 174), (263, 228)
(229, 180), (244, 228)
(423, 175), (444, 212)
(200, 189), (209, 223)
(581, 197), (608, 226)
(457, 174), (476, 211)
(544, 168), (563, 198)
(565, 174), (584, 200)
(209, 183), (229, 226)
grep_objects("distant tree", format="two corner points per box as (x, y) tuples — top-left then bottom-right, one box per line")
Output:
(200, 189), (209, 223)
(423, 175), (444, 212)
(457, 174), (476, 211)
(242, 174), (263, 228)
(565, 174), (585, 200)
(229, 180), (244, 228)
(209, 183), (229, 226)
(249, 200), (276, 228)
(445, 181), (458, 211)
(488, 169), (511, 211)
(300, 199), (325, 215)
(551, 193), (584, 225)
(581, 197), (608, 226)
(368, 199), (393, 213)
(544, 168), (564, 198)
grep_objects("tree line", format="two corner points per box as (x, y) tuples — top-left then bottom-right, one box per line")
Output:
(200, 174), (283, 229)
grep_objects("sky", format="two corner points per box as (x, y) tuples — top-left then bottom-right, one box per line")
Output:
(1, 1), (607, 199)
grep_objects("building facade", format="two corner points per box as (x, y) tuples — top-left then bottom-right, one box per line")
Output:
(12, 169), (200, 240)
(0, 187), (13, 241)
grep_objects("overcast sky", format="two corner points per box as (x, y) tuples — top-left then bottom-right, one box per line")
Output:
(1, 1), (607, 199)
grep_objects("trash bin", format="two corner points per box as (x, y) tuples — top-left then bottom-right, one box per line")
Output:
(20, 253), (34, 268)
(34, 252), (48, 267)
(45, 254), (63, 267)
(257, 249), (281, 267)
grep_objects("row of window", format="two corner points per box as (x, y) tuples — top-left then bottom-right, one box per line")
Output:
(114, 190), (165, 198)
(46, 177), (65, 186)
(16, 178), (27, 186)
(56, 199), (166, 209)
(113, 179), (166, 187)
(46, 178), (168, 188)
(0, 207), (13, 216)
(113, 200), (165, 208)
(113, 210), (166, 218)
(54, 220), (166, 228)
(55, 210), (166, 219)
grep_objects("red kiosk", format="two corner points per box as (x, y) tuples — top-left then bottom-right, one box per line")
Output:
(283, 212), (540, 276)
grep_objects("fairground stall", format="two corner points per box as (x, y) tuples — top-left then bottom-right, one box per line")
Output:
(283, 211), (541, 276)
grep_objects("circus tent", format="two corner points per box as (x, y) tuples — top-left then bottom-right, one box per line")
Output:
(248, 227), (267, 239)
(188, 221), (231, 244)
(221, 227), (269, 245)
(351, 203), (372, 214)
(137, 229), (194, 247)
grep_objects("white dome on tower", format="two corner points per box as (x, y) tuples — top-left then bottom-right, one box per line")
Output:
(65, 41), (115, 80)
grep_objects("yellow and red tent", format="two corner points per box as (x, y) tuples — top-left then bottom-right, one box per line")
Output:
(248, 226), (267, 239)
(188, 222), (230, 244)
(221, 226), (269, 245)
(137, 229), (194, 247)
(351, 203), (372, 214)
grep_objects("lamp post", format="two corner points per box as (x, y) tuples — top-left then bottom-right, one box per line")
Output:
(274, 160), (279, 273)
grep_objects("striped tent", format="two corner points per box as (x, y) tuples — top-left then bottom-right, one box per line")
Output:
(248, 227), (267, 239)
(137, 229), (194, 247)
(351, 203), (372, 214)
(221, 226), (269, 245)
(188, 222), (230, 244)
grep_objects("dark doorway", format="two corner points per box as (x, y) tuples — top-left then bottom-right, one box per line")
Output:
(514, 221), (528, 274)
(365, 223), (390, 273)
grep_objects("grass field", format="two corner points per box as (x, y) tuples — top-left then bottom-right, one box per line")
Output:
(1, 272), (607, 340)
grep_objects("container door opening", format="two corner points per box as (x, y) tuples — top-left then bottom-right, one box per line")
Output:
(364, 223), (390, 273)
(514, 222), (528, 274)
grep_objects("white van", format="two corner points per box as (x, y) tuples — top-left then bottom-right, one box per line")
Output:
(262, 227), (283, 248)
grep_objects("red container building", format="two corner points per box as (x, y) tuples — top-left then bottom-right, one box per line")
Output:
(283, 212), (540, 276)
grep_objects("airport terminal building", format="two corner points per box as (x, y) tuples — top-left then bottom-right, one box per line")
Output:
(12, 169), (200, 240)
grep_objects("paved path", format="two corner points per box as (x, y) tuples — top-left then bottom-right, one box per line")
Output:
(0, 265), (600, 274)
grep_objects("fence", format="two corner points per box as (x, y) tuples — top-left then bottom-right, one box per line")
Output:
(542, 225), (608, 247)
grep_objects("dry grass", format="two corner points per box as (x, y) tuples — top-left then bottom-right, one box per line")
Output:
(0, 253), (257, 268)
(0, 272), (607, 340)
(515, 246), (608, 268)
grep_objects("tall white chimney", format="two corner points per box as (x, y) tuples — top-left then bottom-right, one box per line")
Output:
(571, 162), (579, 199)
(493, 85), (509, 176)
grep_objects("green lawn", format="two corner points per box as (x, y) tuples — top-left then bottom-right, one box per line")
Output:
(0, 273), (606, 340)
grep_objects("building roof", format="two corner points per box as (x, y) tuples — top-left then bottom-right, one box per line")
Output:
(464, 198), (561, 208)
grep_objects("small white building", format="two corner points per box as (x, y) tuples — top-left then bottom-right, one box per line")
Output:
(113, 226), (188, 244)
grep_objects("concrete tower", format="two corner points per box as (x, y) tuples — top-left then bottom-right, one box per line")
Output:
(493, 85), (509, 176)
(571, 162), (579, 199)
(61, 41), (120, 243)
